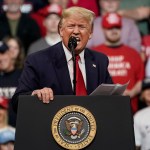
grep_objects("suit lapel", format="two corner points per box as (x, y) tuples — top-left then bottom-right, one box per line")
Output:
(85, 49), (99, 95)
(52, 44), (98, 95)
(53, 43), (73, 95)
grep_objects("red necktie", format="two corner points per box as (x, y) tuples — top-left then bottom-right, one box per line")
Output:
(76, 55), (87, 96)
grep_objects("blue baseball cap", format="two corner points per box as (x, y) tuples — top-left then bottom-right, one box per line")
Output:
(0, 128), (15, 144)
(0, 41), (9, 53)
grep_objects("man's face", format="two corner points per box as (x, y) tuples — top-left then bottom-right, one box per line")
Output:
(44, 14), (60, 34)
(4, 0), (23, 13)
(103, 27), (121, 43)
(100, 0), (120, 13)
(59, 15), (92, 54)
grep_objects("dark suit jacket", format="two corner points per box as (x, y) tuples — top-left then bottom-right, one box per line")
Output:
(12, 42), (112, 111)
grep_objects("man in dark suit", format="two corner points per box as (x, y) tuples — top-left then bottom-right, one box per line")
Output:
(12, 7), (112, 111)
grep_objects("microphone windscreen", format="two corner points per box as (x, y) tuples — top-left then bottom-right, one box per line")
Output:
(68, 36), (77, 49)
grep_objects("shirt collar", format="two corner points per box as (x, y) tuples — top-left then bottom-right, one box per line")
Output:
(62, 43), (72, 62)
(62, 42), (85, 63)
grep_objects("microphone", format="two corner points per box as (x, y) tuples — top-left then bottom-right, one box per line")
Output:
(68, 36), (77, 50)
(68, 36), (77, 95)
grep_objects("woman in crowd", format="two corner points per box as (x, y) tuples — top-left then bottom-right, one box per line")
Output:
(3, 36), (25, 69)
(0, 40), (22, 127)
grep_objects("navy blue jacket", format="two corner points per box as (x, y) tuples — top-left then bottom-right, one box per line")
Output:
(12, 42), (112, 111)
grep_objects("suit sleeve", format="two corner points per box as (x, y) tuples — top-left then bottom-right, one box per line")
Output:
(11, 55), (40, 112)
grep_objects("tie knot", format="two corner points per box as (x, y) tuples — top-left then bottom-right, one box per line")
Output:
(75, 55), (80, 61)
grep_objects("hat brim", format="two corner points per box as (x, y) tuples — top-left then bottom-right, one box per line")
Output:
(103, 25), (122, 29)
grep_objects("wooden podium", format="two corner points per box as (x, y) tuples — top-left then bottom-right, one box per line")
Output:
(14, 95), (135, 150)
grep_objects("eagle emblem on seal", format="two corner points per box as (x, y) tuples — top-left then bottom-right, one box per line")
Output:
(64, 117), (85, 140)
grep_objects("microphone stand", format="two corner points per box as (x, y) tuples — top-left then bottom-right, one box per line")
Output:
(71, 46), (76, 95)
(68, 37), (77, 95)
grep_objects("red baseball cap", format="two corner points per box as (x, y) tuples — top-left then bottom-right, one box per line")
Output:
(102, 13), (122, 29)
(0, 97), (9, 109)
(39, 4), (62, 17)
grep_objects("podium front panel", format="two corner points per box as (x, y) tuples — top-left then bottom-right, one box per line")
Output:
(14, 95), (135, 150)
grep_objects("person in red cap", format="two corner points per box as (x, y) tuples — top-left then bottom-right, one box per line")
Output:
(92, 12), (145, 114)
(28, 3), (61, 54)
(87, 0), (141, 53)
(31, 3), (62, 37)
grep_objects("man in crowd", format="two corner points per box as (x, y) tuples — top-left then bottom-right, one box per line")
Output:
(87, 0), (141, 52)
(28, 4), (62, 55)
(92, 13), (144, 113)
(12, 7), (113, 112)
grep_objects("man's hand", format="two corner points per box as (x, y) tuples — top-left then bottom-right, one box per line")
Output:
(31, 87), (54, 103)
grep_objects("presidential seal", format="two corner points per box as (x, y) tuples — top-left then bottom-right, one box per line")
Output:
(51, 105), (97, 150)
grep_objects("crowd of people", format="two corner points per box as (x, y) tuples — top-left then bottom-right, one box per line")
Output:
(0, 0), (150, 150)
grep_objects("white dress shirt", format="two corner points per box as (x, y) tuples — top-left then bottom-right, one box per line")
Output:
(62, 43), (87, 89)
